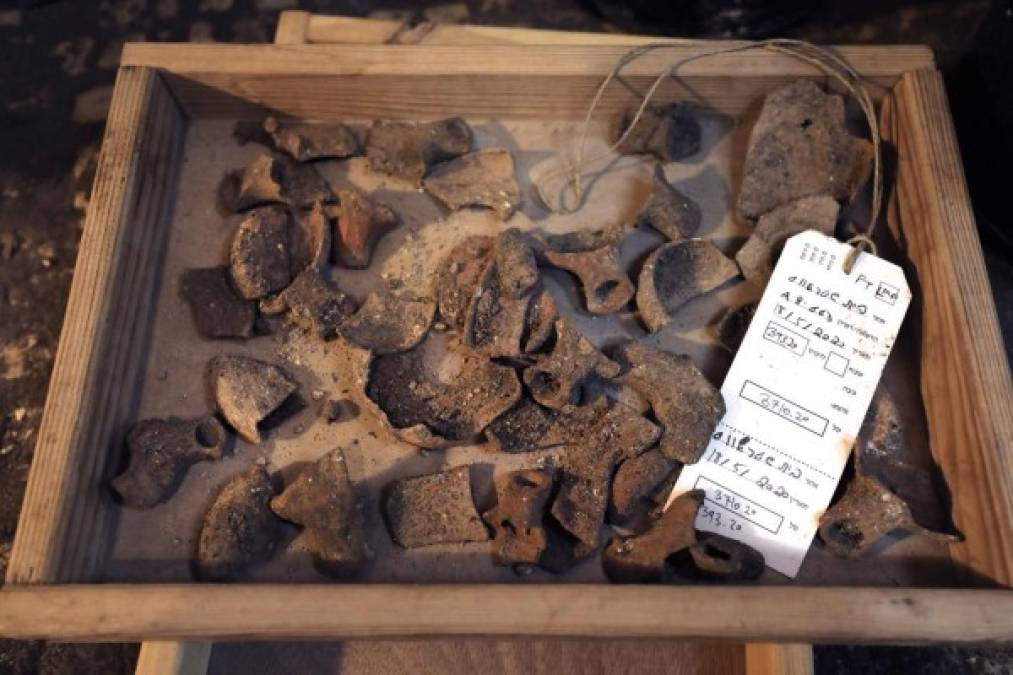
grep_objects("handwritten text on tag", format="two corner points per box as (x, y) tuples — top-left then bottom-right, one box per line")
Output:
(669, 230), (911, 577)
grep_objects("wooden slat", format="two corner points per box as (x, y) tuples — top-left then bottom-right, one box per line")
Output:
(121, 43), (933, 78)
(136, 641), (212, 675)
(119, 42), (931, 120)
(0, 585), (1011, 643)
(301, 13), (687, 47)
(745, 643), (813, 675)
(273, 9), (311, 45)
(419, 23), (673, 46)
(884, 70), (1013, 586)
(305, 14), (406, 45)
(161, 71), (832, 120)
(5, 67), (187, 584)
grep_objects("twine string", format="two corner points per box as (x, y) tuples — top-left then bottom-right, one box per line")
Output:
(532, 39), (883, 271)
(843, 233), (878, 273)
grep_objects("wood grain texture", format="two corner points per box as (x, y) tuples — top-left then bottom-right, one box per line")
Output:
(119, 42), (931, 120)
(1, 585), (1012, 643)
(161, 71), (837, 120)
(5, 67), (186, 584)
(745, 643), (813, 675)
(306, 14), (407, 45)
(300, 13), (693, 46)
(208, 639), (743, 675)
(121, 42), (934, 78)
(418, 24), (682, 46)
(273, 9), (311, 45)
(883, 70), (1013, 586)
(136, 641), (212, 675)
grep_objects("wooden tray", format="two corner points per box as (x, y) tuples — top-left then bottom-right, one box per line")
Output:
(1, 42), (1011, 643)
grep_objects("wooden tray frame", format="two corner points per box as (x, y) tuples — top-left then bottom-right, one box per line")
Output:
(0, 41), (1011, 644)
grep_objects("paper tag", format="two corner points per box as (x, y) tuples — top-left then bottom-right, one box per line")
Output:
(669, 230), (911, 577)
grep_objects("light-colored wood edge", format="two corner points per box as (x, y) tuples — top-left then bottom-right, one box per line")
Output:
(120, 42), (934, 78)
(5, 66), (187, 584)
(135, 641), (212, 675)
(419, 23), (677, 46)
(883, 69), (1013, 585)
(300, 13), (688, 47)
(273, 9), (311, 45)
(745, 643), (813, 675)
(155, 71), (855, 121)
(305, 14), (408, 45)
(0, 585), (1010, 643)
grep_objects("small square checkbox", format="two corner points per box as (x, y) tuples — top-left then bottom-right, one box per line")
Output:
(825, 351), (849, 377)
(875, 281), (899, 305)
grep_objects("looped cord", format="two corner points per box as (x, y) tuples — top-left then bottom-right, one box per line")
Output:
(843, 234), (878, 274)
(532, 39), (884, 268)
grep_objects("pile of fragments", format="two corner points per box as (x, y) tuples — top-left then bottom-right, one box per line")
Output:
(110, 79), (958, 583)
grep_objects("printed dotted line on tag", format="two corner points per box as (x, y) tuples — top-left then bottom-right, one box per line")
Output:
(719, 422), (836, 480)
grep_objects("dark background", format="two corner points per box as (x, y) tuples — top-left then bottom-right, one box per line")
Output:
(0, 0), (1010, 673)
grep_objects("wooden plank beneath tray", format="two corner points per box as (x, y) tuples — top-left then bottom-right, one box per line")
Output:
(745, 643), (813, 675)
(1, 585), (1012, 643)
(5, 67), (187, 585)
(135, 641), (212, 675)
